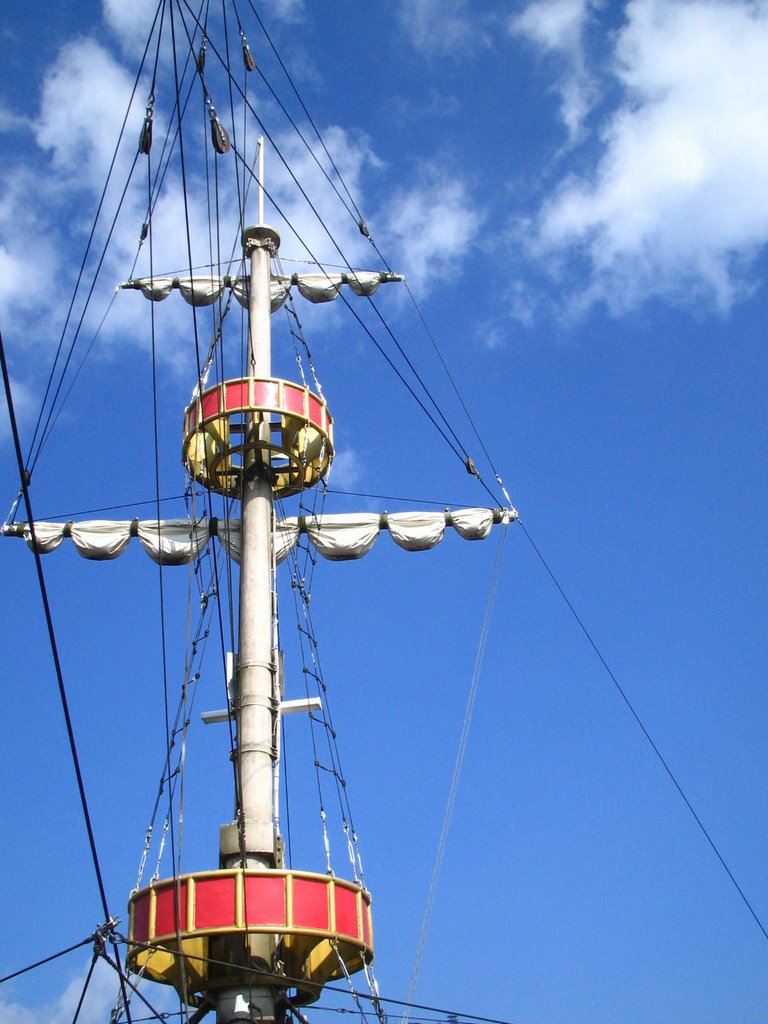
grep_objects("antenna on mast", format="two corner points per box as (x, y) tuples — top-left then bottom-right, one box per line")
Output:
(257, 135), (264, 226)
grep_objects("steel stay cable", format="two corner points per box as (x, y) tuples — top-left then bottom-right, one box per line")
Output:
(402, 523), (508, 1022)
(517, 517), (768, 943)
(220, 0), (247, 231)
(297, 582), (366, 882)
(0, 935), (95, 986)
(0, 330), (133, 1021)
(404, 280), (506, 485)
(281, 482), (368, 880)
(71, 950), (100, 1024)
(142, 89), (187, 1021)
(96, 943), (170, 1024)
(242, 24), (362, 228)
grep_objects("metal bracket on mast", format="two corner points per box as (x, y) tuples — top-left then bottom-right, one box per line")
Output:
(242, 224), (280, 257)
(201, 696), (322, 725)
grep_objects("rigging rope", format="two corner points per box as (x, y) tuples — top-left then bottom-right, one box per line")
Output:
(518, 517), (768, 944)
(401, 523), (508, 1022)
(0, 329), (134, 1022)
(0, 935), (95, 986)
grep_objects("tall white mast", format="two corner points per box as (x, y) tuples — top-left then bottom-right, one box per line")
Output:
(215, 207), (281, 1021)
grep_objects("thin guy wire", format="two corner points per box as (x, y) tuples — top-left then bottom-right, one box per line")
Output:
(518, 517), (768, 943)
(402, 524), (508, 1021)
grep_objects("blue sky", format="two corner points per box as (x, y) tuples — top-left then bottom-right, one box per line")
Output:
(1, 2), (768, 1023)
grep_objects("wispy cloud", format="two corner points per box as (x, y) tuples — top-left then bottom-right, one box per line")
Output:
(0, 374), (36, 447)
(395, 0), (492, 56)
(521, 0), (768, 316)
(380, 167), (483, 292)
(262, 0), (306, 24)
(509, 0), (599, 141)
(0, 959), (161, 1024)
(0, 100), (32, 134)
(102, 0), (162, 55)
(329, 447), (363, 491)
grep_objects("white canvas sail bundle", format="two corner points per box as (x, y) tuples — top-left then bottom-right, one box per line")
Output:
(121, 270), (400, 312)
(4, 507), (515, 565)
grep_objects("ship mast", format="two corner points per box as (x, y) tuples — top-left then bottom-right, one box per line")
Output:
(125, 142), (373, 1024)
(216, 178), (282, 1020)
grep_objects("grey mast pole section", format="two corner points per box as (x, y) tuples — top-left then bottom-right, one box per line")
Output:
(224, 219), (282, 869)
(216, 171), (283, 1021)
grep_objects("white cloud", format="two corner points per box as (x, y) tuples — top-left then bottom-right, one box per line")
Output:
(396, 0), (491, 56)
(0, 959), (125, 1024)
(0, 36), (154, 370)
(525, 0), (768, 314)
(0, 959), (182, 1024)
(261, 0), (305, 23)
(380, 169), (483, 292)
(0, 100), (31, 134)
(509, 0), (598, 140)
(103, 0), (162, 55)
(34, 39), (140, 188)
(329, 448), (363, 491)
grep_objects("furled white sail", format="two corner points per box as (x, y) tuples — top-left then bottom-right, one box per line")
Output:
(121, 270), (402, 313)
(3, 508), (515, 565)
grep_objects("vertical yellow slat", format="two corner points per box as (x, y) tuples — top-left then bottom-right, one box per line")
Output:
(188, 876), (196, 931)
(149, 886), (157, 941)
(235, 869), (244, 929)
(286, 871), (294, 928)
(328, 877), (336, 934)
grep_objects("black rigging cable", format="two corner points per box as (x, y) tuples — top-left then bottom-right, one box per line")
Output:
(517, 517), (768, 943)
(0, 935), (95, 986)
(0, 330), (134, 1022)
